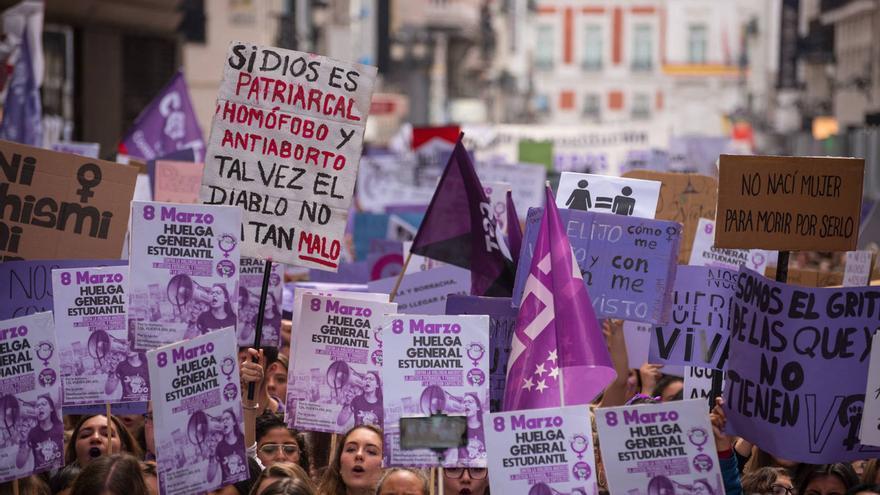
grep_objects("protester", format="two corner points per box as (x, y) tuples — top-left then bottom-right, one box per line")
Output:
(709, 398), (742, 495)
(742, 446), (800, 475)
(863, 460), (880, 485)
(651, 374), (683, 402)
(69, 453), (149, 495)
(376, 468), (428, 495)
(48, 463), (81, 495)
(848, 485), (880, 495)
(0, 476), (49, 495)
(598, 319), (639, 407)
(140, 461), (159, 495)
(64, 414), (141, 466)
(266, 354), (289, 407)
(442, 468), (489, 495)
(250, 463), (317, 495)
(741, 467), (795, 495)
(260, 478), (318, 495)
(256, 412), (311, 472)
(15, 393), (64, 472)
(136, 404), (156, 461)
(796, 463), (860, 495)
(318, 424), (384, 495)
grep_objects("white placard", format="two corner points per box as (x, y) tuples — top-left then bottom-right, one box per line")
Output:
(843, 250), (873, 287)
(689, 218), (771, 272)
(859, 331), (880, 447)
(556, 172), (660, 218)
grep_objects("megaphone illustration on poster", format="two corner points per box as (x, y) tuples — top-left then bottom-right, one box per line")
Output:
(186, 410), (225, 446)
(527, 483), (568, 495)
(0, 394), (20, 435)
(87, 330), (130, 361)
(419, 385), (467, 415)
(326, 361), (367, 393)
(166, 274), (213, 310)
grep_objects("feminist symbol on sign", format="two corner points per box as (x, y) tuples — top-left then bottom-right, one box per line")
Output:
(569, 433), (590, 459)
(467, 342), (485, 366)
(218, 234), (237, 258)
(687, 427), (708, 452)
(750, 252), (766, 270)
(36, 341), (55, 366)
(220, 357), (236, 381)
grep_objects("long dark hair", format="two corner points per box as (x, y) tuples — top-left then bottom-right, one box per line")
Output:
(69, 453), (149, 495)
(213, 283), (236, 317)
(65, 414), (142, 466)
(364, 371), (382, 402)
(796, 463), (859, 495)
(35, 393), (62, 429)
(255, 412), (311, 473)
(220, 408), (244, 444)
(318, 424), (383, 495)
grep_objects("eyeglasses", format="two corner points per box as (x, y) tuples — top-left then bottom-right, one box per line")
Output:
(143, 413), (153, 423)
(444, 468), (487, 480)
(771, 484), (794, 495)
(259, 444), (300, 456)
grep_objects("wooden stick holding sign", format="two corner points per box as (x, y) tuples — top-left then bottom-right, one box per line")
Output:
(247, 259), (274, 402)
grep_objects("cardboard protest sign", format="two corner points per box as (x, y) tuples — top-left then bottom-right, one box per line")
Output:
(382, 314), (490, 467)
(445, 295), (517, 413)
(684, 366), (722, 401)
(475, 161), (546, 222)
(154, 161), (205, 203)
(843, 250), (874, 287)
(368, 265), (471, 314)
(128, 201), (241, 350)
(763, 266), (843, 288)
(0, 259), (127, 320)
(236, 257), (283, 347)
(624, 171), (718, 264)
(0, 139), (138, 261)
(689, 218), (771, 273)
(724, 267), (880, 462)
(596, 399), (724, 495)
(648, 266), (737, 370)
(147, 327), (247, 495)
(485, 405), (599, 493)
(514, 207), (681, 324)
(0, 312), (63, 482)
(715, 155), (864, 251)
(556, 172), (661, 218)
(859, 331), (880, 447)
(286, 294), (396, 433)
(200, 42), (378, 270)
(51, 266), (147, 406)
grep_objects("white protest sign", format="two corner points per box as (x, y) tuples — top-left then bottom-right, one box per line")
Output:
(684, 366), (722, 401)
(843, 250), (874, 287)
(356, 152), (435, 212)
(556, 172), (660, 218)
(286, 294), (396, 433)
(485, 405), (599, 494)
(596, 399), (724, 495)
(475, 161), (545, 221)
(689, 218), (771, 272)
(0, 312), (63, 482)
(483, 181), (511, 235)
(236, 257), (283, 347)
(402, 241), (446, 275)
(860, 331), (880, 447)
(368, 265), (470, 314)
(200, 42), (378, 271)
(290, 285), (389, 340)
(147, 327), (246, 495)
(129, 201), (241, 350)
(382, 314), (490, 467)
(52, 266), (148, 405)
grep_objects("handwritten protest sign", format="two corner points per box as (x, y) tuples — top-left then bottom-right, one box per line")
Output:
(0, 312), (63, 482)
(596, 399), (723, 495)
(368, 265), (471, 314)
(129, 201), (241, 350)
(715, 155), (864, 251)
(724, 267), (880, 462)
(382, 314), (489, 467)
(286, 294), (396, 433)
(684, 367), (722, 401)
(445, 295), (517, 413)
(648, 266), (737, 370)
(689, 218), (771, 273)
(200, 42), (377, 270)
(844, 250), (874, 287)
(485, 405), (598, 493)
(147, 327), (247, 495)
(154, 161), (205, 203)
(0, 259), (127, 319)
(514, 207), (680, 324)
(236, 257), (283, 347)
(52, 266), (147, 405)
(556, 172), (660, 218)
(0, 140), (138, 261)
(624, 171), (717, 264)
(860, 331), (880, 447)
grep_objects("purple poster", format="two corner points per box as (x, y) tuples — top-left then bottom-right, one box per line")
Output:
(648, 265), (737, 370)
(236, 257), (283, 347)
(445, 295), (516, 413)
(0, 312), (63, 482)
(381, 314), (490, 467)
(513, 207), (680, 323)
(724, 267), (880, 463)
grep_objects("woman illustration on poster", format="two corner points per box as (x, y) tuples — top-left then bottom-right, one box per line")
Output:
(105, 350), (150, 402)
(337, 371), (383, 428)
(207, 408), (247, 485)
(197, 284), (236, 334)
(15, 394), (64, 471)
(238, 291), (281, 344)
(455, 393), (485, 464)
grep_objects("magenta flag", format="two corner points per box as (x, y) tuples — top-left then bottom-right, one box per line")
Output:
(506, 190), (522, 267)
(503, 186), (615, 410)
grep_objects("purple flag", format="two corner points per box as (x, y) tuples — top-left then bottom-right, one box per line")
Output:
(503, 186), (615, 410)
(410, 136), (515, 296)
(118, 71), (205, 162)
(0, 25), (41, 146)
(506, 190), (522, 267)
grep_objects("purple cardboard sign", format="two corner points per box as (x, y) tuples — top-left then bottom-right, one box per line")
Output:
(513, 207), (681, 323)
(724, 267), (880, 463)
(445, 295), (517, 413)
(648, 265), (738, 370)
(0, 259), (128, 320)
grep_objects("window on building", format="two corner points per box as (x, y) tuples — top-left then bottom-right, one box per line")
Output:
(534, 93), (551, 115)
(583, 24), (602, 70)
(535, 25), (555, 70)
(631, 92), (651, 119)
(582, 93), (601, 119)
(688, 24), (708, 64)
(632, 24), (653, 71)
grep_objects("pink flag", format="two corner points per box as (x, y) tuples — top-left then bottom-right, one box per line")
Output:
(503, 186), (615, 410)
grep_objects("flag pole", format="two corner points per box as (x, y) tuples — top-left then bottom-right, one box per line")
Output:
(247, 258), (273, 401)
(389, 251), (413, 303)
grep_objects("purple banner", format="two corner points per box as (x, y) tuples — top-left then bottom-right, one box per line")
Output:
(725, 267), (880, 463)
(648, 265), (737, 370)
(445, 295), (517, 413)
(513, 207), (680, 323)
